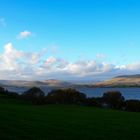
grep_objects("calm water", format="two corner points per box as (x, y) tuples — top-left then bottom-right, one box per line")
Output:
(5, 86), (140, 100)
(77, 87), (140, 100)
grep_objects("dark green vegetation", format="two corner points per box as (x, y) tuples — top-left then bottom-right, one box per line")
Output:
(47, 88), (86, 104)
(1, 87), (140, 112)
(1, 97), (140, 140)
(1, 87), (140, 139)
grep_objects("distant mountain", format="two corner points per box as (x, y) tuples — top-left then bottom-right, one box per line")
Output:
(93, 74), (140, 87)
(0, 79), (73, 88)
(3, 74), (140, 88)
(42, 79), (72, 87)
(116, 74), (140, 78)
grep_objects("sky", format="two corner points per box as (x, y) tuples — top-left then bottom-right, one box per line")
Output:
(0, 0), (140, 81)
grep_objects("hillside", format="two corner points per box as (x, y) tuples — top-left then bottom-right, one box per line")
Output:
(0, 79), (72, 88)
(0, 97), (140, 140)
(94, 74), (140, 87)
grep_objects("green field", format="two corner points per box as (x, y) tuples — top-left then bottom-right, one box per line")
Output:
(0, 98), (140, 140)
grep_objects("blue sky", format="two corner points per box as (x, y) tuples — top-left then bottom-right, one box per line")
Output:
(0, 0), (140, 81)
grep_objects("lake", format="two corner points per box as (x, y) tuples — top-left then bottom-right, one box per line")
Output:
(77, 87), (140, 100)
(5, 86), (140, 100)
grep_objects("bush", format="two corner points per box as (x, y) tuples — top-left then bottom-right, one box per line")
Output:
(22, 87), (45, 104)
(125, 100), (140, 112)
(102, 91), (125, 109)
(0, 87), (8, 95)
(6, 91), (19, 98)
(0, 87), (19, 98)
(85, 97), (102, 107)
(0, 87), (6, 94)
(46, 88), (86, 104)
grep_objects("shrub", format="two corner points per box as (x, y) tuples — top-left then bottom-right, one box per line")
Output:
(22, 87), (45, 104)
(0, 87), (7, 95)
(46, 88), (86, 104)
(125, 100), (140, 112)
(6, 91), (19, 98)
(85, 97), (102, 107)
(102, 91), (125, 109)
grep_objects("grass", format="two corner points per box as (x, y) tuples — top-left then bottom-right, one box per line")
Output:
(0, 97), (140, 140)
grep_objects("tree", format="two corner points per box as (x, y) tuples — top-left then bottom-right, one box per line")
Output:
(102, 91), (125, 109)
(0, 87), (6, 95)
(85, 97), (102, 107)
(22, 87), (45, 104)
(46, 88), (86, 104)
(125, 100), (140, 112)
(6, 91), (19, 98)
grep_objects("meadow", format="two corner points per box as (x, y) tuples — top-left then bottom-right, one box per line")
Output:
(0, 97), (140, 140)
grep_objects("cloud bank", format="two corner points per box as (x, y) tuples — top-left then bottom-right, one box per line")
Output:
(0, 43), (140, 81)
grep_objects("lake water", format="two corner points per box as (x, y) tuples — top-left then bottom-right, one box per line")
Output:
(5, 86), (140, 100)
(77, 87), (140, 100)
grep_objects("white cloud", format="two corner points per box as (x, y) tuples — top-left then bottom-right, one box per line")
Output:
(0, 18), (6, 27)
(17, 30), (32, 39)
(0, 43), (23, 70)
(125, 63), (140, 71)
(96, 53), (106, 59)
(0, 43), (140, 81)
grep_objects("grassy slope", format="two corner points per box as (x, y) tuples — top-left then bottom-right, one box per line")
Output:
(0, 98), (140, 140)
(94, 77), (140, 87)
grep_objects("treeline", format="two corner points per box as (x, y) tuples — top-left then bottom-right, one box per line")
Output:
(1, 86), (140, 112)
(0, 87), (19, 98)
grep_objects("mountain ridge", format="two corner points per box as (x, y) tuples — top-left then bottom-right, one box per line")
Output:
(116, 74), (140, 78)
(93, 74), (140, 87)
(0, 79), (73, 88)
